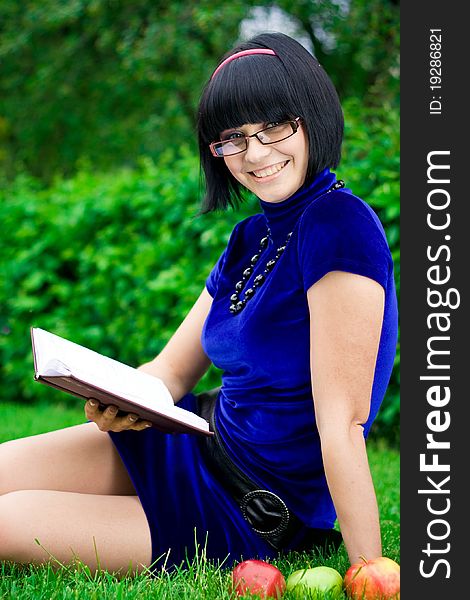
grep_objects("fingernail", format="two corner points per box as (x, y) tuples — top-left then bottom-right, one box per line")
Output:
(145, 423), (152, 428)
(128, 415), (137, 422)
(88, 400), (96, 407)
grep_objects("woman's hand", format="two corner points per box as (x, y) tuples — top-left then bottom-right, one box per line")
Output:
(84, 399), (152, 432)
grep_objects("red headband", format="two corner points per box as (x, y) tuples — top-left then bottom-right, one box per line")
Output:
(211, 49), (277, 80)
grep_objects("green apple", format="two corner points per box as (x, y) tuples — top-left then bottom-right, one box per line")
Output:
(286, 566), (343, 598)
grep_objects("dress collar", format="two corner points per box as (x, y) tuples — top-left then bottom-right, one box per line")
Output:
(259, 169), (337, 243)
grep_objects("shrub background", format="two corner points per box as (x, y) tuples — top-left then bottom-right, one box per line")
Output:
(0, 99), (399, 444)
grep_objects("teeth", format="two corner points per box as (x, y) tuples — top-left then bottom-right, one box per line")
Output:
(252, 161), (288, 178)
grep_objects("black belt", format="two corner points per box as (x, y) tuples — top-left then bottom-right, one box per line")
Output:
(197, 389), (342, 554)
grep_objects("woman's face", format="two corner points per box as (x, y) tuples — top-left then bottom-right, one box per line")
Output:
(222, 121), (309, 203)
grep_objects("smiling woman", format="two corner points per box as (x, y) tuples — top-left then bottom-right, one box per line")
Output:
(0, 32), (398, 578)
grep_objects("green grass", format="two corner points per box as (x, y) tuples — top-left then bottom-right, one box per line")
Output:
(0, 401), (399, 598)
(0, 400), (88, 443)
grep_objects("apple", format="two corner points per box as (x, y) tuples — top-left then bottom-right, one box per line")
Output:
(232, 559), (286, 598)
(344, 556), (400, 599)
(286, 566), (343, 598)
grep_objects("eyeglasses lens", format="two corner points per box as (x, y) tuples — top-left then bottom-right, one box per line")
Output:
(217, 139), (246, 156)
(260, 122), (294, 144)
(213, 120), (297, 157)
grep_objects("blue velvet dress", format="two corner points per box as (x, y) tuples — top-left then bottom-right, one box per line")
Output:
(109, 169), (398, 570)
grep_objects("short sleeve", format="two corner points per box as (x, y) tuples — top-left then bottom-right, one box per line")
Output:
(297, 192), (393, 292)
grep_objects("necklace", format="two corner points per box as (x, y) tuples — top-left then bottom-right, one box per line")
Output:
(229, 179), (345, 315)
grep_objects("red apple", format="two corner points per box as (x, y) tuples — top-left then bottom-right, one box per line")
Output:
(344, 556), (400, 600)
(232, 559), (286, 598)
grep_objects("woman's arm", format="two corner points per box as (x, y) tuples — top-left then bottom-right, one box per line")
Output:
(137, 287), (213, 403)
(307, 270), (385, 565)
(85, 287), (213, 431)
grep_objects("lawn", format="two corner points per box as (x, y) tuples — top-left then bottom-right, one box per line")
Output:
(0, 401), (399, 599)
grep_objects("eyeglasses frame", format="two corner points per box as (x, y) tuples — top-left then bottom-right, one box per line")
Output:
(209, 117), (301, 158)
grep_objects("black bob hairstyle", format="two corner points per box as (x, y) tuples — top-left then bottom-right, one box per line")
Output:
(197, 32), (344, 212)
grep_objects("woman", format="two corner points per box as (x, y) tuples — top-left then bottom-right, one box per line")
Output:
(0, 33), (398, 574)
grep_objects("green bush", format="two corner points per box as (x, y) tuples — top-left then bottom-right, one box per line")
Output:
(0, 103), (399, 443)
(0, 148), (236, 403)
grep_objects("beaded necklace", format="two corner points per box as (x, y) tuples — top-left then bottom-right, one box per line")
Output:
(229, 179), (345, 315)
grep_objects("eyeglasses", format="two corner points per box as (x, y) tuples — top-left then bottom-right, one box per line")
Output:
(209, 118), (301, 158)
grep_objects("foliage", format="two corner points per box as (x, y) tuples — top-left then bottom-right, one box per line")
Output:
(0, 148), (233, 402)
(0, 0), (253, 180)
(0, 99), (399, 442)
(0, 0), (399, 181)
(270, 0), (399, 105)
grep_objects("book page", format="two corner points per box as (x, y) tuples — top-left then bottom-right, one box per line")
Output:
(32, 328), (174, 409)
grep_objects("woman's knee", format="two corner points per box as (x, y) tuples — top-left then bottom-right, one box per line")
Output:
(0, 439), (23, 495)
(0, 436), (46, 496)
(0, 491), (36, 562)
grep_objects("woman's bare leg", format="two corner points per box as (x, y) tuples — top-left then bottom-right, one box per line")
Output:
(0, 422), (152, 572)
(0, 422), (134, 496)
(0, 490), (152, 573)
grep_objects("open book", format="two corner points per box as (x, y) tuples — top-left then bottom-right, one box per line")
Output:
(31, 327), (212, 436)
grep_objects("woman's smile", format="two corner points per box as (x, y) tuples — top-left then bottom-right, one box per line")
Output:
(249, 160), (289, 180)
